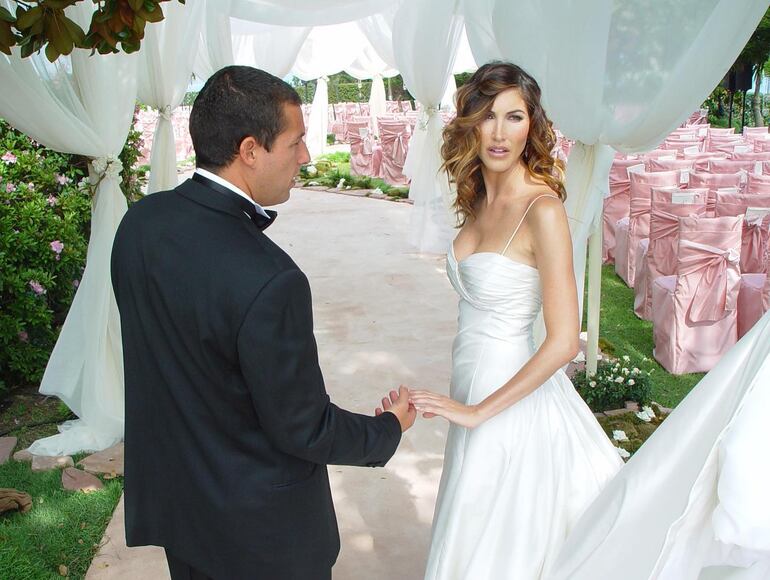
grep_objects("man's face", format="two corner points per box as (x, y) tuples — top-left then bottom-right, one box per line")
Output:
(254, 104), (310, 206)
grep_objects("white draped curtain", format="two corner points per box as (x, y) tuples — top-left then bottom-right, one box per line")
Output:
(193, 0), (234, 82)
(140, 0), (205, 194)
(0, 1), (138, 455)
(394, 0), (463, 253)
(231, 19), (310, 78)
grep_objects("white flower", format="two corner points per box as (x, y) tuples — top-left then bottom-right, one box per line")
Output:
(632, 367), (640, 373)
(628, 379), (635, 386)
(622, 355), (631, 362)
(596, 354), (603, 360)
(372, 187), (384, 195)
(589, 381), (596, 388)
(307, 181), (320, 186)
(641, 405), (656, 418)
(636, 409), (653, 422)
(614, 376), (624, 383)
(612, 430), (629, 442)
(336, 178), (346, 189)
(305, 165), (317, 176)
(572, 351), (586, 363)
(622, 367), (630, 375)
(615, 446), (631, 459)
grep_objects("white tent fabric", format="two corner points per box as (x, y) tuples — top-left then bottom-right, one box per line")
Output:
(230, 0), (386, 26)
(194, 0), (235, 82)
(550, 311), (770, 579)
(394, 0), (463, 253)
(0, 2), (137, 455)
(231, 19), (310, 78)
(463, 0), (768, 351)
(356, 4), (399, 70)
(140, 0), (205, 194)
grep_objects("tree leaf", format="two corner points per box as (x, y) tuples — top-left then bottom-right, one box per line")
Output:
(138, 5), (164, 23)
(128, 0), (144, 10)
(0, 6), (16, 23)
(62, 16), (85, 46)
(20, 40), (34, 57)
(45, 41), (60, 62)
(16, 6), (43, 30)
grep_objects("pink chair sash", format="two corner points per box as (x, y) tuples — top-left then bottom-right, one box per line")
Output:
(378, 122), (410, 166)
(747, 173), (770, 194)
(677, 239), (741, 323)
(743, 214), (770, 273)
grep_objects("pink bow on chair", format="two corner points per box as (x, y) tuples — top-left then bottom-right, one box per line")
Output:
(678, 239), (741, 323)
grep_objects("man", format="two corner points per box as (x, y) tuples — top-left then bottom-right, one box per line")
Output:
(111, 66), (415, 580)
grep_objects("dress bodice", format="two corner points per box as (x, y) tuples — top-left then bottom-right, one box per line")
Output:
(447, 245), (542, 340)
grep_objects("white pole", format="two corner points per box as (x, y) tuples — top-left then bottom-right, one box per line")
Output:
(585, 223), (602, 375)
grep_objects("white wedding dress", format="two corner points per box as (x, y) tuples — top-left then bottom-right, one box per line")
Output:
(424, 196), (624, 580)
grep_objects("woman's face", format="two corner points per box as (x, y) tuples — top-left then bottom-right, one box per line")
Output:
(477, 88), (530, 174)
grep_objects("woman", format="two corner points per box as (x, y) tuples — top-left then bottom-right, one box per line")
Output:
(409, 62), (624, 579)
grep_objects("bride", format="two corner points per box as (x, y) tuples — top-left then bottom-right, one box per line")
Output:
(409, 62), (624, 579)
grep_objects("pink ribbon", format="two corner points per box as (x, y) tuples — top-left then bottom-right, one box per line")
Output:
(678, 239), (741, 323)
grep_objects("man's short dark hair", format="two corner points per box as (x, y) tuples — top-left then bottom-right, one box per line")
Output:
(189, 66), (302, 171)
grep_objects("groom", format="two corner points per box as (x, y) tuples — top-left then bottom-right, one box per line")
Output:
(111, 66), (415, 580)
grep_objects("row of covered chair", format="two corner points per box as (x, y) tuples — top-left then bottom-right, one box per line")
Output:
(604, 123), (770, 373)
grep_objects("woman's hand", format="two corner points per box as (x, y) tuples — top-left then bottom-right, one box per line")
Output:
(409, 390), (485, 429)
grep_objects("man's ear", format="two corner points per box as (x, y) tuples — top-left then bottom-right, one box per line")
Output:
(238, 136), (266, 167)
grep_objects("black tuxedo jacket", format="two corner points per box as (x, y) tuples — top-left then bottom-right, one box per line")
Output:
(111, 177), (402, 579)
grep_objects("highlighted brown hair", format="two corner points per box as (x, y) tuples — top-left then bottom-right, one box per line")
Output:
(441, 62), (566, 224)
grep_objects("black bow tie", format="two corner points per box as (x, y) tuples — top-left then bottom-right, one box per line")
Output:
(192, 172), (277, 231)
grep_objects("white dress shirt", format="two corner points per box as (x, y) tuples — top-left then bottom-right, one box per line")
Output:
(194, 168), (271, 219)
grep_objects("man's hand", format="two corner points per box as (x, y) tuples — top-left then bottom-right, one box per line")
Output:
(375, 385), (417, 432)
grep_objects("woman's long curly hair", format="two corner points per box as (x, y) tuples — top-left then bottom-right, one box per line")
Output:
(442, 62), (566, 225)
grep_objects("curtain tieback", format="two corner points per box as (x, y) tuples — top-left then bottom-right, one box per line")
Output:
(418, 106), (438, 130)
(159, 105), (173, 122)
(91, 155), (124, 181)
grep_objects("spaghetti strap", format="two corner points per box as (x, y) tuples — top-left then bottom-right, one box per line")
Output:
(501, 194), (560, 255)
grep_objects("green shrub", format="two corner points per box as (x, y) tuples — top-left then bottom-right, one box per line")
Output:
(0, 112), (146, 398)
(0, 120), (91, 396)
(571, 356), (654, 412)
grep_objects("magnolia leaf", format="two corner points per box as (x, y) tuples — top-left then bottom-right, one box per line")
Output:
(0, 21), (15, 53)
(0, 6), (15, 23)
(138, 5), (165, 23)
(16, 6), (43, 30)
(20, 40), (34, 57)
(44, 0), (78, 9)
(131, 15), (145, 35)
(45, 40), (60, 62)
(62, 17), (85, 46)
(128, 0), (144, 10)
(45, 15), (74, 55)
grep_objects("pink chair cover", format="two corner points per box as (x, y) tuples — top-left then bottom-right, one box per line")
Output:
(708, 128), (736, 136)
(714, 192), (770, 273)
(642, 149), (675, 159)
(683, 151), (728, 162)
(400, 100), (413, 113)
(688, 171), (744, 213)
(620, 170), (679, 287)
(377, 120), (411, 186)
(731, 151), (770, 162)
(700, 159), (755, 174)
(603, 158), (642, 263)
(737, 273), (767, 338)
(743, 126), (769, 137)
(747, 172), (770, 194)
(634, 188), (708, 320)
(346, 121), (379, 177)
(646, 158), (695, 172)
(652, 215), (743, 374)
(753, 136), (770, 152)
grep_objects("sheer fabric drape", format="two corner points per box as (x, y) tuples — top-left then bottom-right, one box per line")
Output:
(0, 2), (137, 455)
(140, 0), (205, 193)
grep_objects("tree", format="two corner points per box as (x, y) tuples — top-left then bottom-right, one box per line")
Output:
(0, 0), (184, 62)
(737, 7), (770, 126)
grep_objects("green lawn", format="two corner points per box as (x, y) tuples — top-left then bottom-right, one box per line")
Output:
(0, 394), (123, 580)
(589, 265), (704, 407)
(0, 457), (123, 580)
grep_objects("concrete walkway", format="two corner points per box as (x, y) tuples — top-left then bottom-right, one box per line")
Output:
(87, 187), (457, 579)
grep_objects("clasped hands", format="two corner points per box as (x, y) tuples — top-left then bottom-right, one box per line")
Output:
(375, 386), (484, 430)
